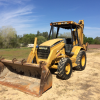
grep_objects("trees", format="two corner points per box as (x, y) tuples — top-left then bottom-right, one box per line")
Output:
(42, 32), (48, 39)
(59, 32), (71, 38)
(36, 31), (41, 36)
(0, 26), (100, 49)
(0, 26), (19, 48)
(83, 34), (100, 44)
(17, 35), (23, 44)
(86, 37), (94, 44)
(36, 31), (48, 39)
(0, 33), (3, 48)
(93, 37), (100, 44)
(22, 34), (35, 46)
(83, 34), (88, 44)
(37, 36), (46, 45)
(19, 31), (48, 46)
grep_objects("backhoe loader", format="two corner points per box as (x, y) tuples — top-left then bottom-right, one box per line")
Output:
(0, 20), (88, 97)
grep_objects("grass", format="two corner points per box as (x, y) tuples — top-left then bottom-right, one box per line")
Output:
(0, 47), (32, 60)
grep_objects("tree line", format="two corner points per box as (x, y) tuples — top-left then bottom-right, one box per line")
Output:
(83, 34), (100, 44)
(0, 26), (100, 49)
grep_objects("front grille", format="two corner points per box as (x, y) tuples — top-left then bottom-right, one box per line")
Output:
(37, 47), (50, 59)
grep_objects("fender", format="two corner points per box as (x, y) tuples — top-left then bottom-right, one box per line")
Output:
(70, 46), (85, 67)
(71, 46), (84, 57)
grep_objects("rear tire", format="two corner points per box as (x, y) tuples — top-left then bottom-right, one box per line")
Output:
(75, 50), (86, 70)
(57, 58), (72, 80)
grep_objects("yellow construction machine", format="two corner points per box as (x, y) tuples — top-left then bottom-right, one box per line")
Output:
(0, 20), (88, 97)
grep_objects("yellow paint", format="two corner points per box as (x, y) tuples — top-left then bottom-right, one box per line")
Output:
(58, 22), (61, 25)
(71, 46), (82, 55)
(65, 63), (70, 75)
(27, 20), (88, 71)
(81, 55), (85, 66)
(50, 21), (79, 26)
(46, 42), (65, 67)
(50, 65), (57, 69)
(39, 38), (63, 46)
(27, 37), (37, 63)
(72, 63), (77, 67)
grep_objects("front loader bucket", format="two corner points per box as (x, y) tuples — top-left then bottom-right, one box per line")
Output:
(0, 58), (52, 97)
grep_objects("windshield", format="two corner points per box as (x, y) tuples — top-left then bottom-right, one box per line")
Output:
(48, 25), (79, 46)
(48, 26), (72, 39)
(55, 27), (71, 38)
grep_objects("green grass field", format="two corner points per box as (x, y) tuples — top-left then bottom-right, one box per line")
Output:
(0, 47), (32, 60)
(0, 47), (98, 61)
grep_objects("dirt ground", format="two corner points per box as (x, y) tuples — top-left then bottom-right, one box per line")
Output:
(0, 49), (100, 100)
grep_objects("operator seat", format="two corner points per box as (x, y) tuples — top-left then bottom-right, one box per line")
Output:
(62, 38), (73, 55)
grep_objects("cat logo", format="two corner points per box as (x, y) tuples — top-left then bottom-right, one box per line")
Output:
(39, 47), (47, 50)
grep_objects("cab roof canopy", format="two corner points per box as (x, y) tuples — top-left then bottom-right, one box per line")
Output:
(50, 21), (80, 29)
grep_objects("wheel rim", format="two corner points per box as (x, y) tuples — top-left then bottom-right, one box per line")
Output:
(81, 55), (85, 67)
(65, 63), (70, 75)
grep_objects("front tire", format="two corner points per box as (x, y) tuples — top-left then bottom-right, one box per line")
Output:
(57, 58), (72, 80)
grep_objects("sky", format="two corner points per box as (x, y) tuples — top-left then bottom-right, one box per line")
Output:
(0, 0), (100, 38)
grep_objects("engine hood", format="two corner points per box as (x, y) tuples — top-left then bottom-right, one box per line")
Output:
(39, 38), (63, 47)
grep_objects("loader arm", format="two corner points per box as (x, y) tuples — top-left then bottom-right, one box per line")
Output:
(27, 37), (37, 63)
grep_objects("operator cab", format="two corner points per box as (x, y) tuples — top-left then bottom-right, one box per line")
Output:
(48, 21), (81, 55)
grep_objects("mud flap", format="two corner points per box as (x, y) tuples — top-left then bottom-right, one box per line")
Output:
(0, 59), (52, 97)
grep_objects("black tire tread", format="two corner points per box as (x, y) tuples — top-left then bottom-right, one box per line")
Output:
(57, 58), (72, 80)
(75, 50), (86, 70)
